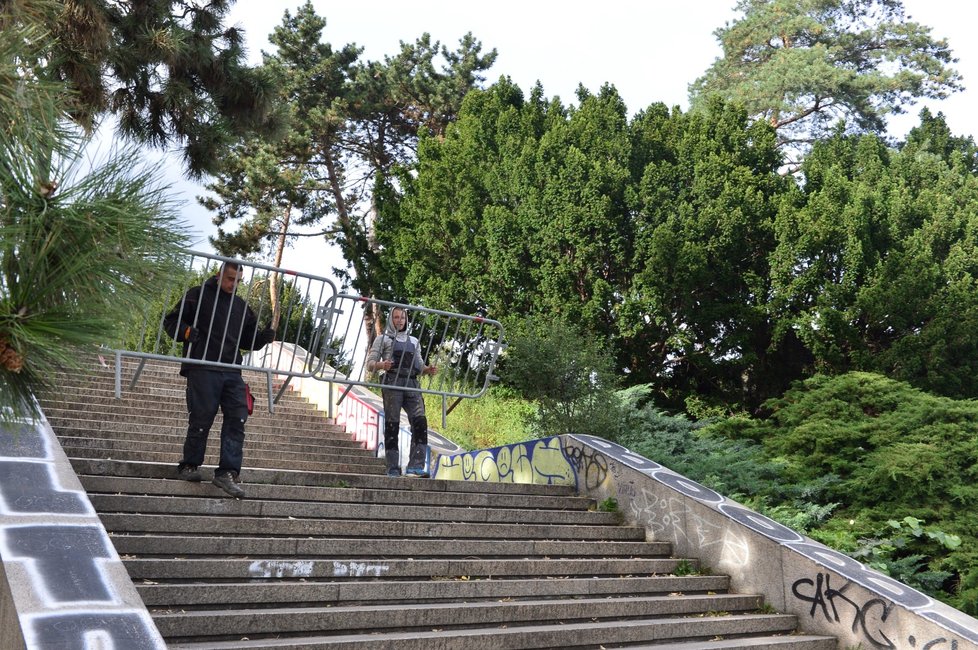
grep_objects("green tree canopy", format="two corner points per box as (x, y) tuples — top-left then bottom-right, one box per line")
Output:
(391, 84), (794, 413)
(689, 0), (962, 154)
(205, 1), (495, 303)
(1, 0), (283, 177)
(388, 73), (978, 415)
(383, 78), (549, 315)
(623, 98), (792, 410)
(902, 107), (978, 172)
(202, 2), (360, 329)
(771, 126), (978, 398)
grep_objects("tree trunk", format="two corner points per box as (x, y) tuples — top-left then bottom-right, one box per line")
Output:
(323, 150), (379, 354)
(270, 205), (291, 330)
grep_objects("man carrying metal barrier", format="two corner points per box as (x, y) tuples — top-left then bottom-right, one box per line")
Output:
(366, 307), (438, 477)
(163, 261), (276, 498)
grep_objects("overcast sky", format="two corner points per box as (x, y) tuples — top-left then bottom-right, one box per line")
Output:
(158, 0), (978, 280)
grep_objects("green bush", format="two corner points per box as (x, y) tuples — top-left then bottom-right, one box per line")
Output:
(501, 314), (625, 439)
(614, 384), (821, 509)
(706, 372), (978, 613)
(424, 384), (536, 450)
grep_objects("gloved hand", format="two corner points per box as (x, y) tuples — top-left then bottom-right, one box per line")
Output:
(259, 327), (276, 346)
(183, 326), (200, 343)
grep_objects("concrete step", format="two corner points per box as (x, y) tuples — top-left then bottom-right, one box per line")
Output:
(124, 556), (690, 580)
(98, 512), (645, 540)
(111, 535), (669, 559)
(58, 427), (370, 460)
(42, 394), (340, 421)
(59, 394), (340, 417)
(626, 639), (837, 650)
(54, 360), (300, 381)
(90, 494), (620, 526)
(62, 359), (307, 383)
(79, 475), (593, 510)
(61, 429), (370, 463)
(65, 447), (386, 474)
(44, 412), (355, 441)
(137, 575), (732, 608)
(35, 360), (837, 649)
(162, 614), (828, 649)
(70, 459), (579, 496)
(58, 380), (321, 410)
(167, 632), (836, 650)
(151, 593), (768, 638)
(48, 418), (364, 453)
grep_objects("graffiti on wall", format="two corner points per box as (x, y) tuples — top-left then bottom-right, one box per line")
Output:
(433, 437), (576, 485)
(0, 420), (164, 649)
(788, 543), (978, 649)
(617, 480), (752, 570)
(792, 571), (898, 648)
(333, 389), (380, 450)
(792, 570), (967, 650)
(563, 444), (610, 490)
(570, 433), (978, 650)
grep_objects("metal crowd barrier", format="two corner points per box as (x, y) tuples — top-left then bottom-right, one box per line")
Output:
(114, 250), (338, 411)
(114, 251), (506, 417)
(305, 295), (506, 421)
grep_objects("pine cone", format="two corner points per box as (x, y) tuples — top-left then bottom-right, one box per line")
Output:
(0, 336), (24, 373)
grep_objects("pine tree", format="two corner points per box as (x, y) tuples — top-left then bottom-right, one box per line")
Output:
(0, 14), (189, 419)
(690, 0), (961, 159)
(1, 0), (283, 177)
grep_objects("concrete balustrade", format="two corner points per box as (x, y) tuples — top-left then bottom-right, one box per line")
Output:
(433, 433), (978, 650)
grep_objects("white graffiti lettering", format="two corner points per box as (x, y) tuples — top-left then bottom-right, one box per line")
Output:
(331, 560), (389, 577)
(248, 560), (315, 578)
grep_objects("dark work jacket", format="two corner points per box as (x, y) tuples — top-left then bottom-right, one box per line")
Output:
(163, 276), (273, 376)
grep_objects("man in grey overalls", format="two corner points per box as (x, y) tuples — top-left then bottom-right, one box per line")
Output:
(366, 307), (438, 477)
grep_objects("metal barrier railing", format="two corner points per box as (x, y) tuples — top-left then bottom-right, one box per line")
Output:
(114, 251), (506, 418)
(115, 250), (338, 411)
(303, 296), (506, 421)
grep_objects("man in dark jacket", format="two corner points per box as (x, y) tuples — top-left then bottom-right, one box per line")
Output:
(163, 262), (274, 498)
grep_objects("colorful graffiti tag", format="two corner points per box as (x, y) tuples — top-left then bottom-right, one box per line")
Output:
(333, 389), (381, 451)
(433, 437), (576, 486)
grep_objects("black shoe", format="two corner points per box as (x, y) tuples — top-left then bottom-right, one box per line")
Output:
(178, 465), (201, 482)
(386, 468), (402, 478)
(212, 472), (245, 498)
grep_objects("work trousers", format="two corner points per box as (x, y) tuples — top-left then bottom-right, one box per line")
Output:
(381, 377), (428, 472)
(180, 369), (249, 477)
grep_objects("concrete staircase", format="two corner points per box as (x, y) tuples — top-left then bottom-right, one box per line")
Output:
(36, 358), (837, 649)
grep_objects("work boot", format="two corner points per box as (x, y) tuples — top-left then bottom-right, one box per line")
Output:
(212, 472), (245, 498)
(385, 447), (400, 476)
(178, 465), (201, 482)
(405, 444), (429, 478)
